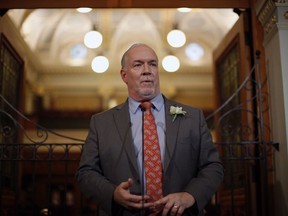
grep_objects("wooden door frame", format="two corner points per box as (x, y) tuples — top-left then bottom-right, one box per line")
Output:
(212, 11), (272, 216)
(0, 0), (250, 9)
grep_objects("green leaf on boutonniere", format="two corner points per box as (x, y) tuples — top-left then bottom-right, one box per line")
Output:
(170, 106), (187, 122)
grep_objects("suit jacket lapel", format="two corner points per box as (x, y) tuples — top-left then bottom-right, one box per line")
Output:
(163, 99), (180, 173)
(114, 101), (140, 179)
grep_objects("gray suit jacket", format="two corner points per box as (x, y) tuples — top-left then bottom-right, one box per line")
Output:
(76, 96), (224, 216)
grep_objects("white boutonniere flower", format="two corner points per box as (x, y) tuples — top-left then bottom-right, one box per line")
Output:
(170, 106), (187, 122)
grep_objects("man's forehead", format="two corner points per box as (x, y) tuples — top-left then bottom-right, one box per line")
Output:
(129, 49), (158, 61)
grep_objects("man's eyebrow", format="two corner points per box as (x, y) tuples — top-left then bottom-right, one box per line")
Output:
(149, 60), (158, 64)
(132, 59), (157, 64)
(138, 59), (157, 62)
(133, 60), (143, 63)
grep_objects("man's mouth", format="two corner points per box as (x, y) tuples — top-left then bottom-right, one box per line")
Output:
(141, 79), (153, 84)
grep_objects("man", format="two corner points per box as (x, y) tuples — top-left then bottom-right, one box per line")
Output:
(76, 43), (224, 216)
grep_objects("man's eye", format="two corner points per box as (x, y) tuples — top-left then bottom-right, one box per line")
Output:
(133, 64), (142, 69)
(150, 62), (158, 67)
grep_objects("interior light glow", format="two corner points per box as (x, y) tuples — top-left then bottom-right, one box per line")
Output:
(167, 30), (186, 48)
(185, 43), (204, 61)
(177, 8), (192, 13)
(76, 8), (92, 13)
(162, 55), (180, 72)
(91, 56), (109, 73)
(69, 44), (87, 59)
(84, 31), (103, 49)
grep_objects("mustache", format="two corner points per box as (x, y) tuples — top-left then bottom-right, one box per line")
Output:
(141, 75), (154, 82)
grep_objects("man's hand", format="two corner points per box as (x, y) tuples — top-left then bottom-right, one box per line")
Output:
(154, 192), (196, 216)
(113, 178), (153, 210)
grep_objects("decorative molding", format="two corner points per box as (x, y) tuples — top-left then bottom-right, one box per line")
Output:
(284, 10), (288, 19)
(256, 0), (277, 34)
(276, 3), (288, 22)
(256, 1), (288, 39)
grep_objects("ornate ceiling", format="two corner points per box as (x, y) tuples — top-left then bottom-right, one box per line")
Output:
(7, 8), (239, 112)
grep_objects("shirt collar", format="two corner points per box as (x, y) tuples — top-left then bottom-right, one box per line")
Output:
(128, 93), (164, 114)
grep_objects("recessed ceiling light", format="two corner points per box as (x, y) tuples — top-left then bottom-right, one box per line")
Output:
(177, 8), (192, 13)
(76, 8), (92, 13)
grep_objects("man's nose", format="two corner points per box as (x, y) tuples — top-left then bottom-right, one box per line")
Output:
(143, 63), (151, 73)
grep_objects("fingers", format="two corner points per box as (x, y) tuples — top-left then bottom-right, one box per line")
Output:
(127, 178), (133, 186)
(114, 179), (154, 210)
(120, 178), (133, 190)
(129, 196), (153, 208)
(154, 192), (195, 216)
(125, 194), (155, 211)
(116, 183), (195, 215)
(161, 202), (183, 216)
(170, 204), (180, 216)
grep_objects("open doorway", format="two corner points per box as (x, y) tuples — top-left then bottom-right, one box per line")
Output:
(0, 1), (272, 214)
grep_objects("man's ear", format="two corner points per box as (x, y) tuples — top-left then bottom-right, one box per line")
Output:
(120, 69), (127, 83)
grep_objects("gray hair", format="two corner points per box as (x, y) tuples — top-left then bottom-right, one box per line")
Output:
(120, 43), (156, 69)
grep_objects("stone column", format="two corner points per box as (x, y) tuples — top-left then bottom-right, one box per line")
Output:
(256, 1), (288, 215)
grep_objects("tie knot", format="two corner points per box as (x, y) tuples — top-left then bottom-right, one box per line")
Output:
(141, 101), (152, 110)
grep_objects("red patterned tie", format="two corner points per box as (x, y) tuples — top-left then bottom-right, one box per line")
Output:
(141, 101), (163, 203)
